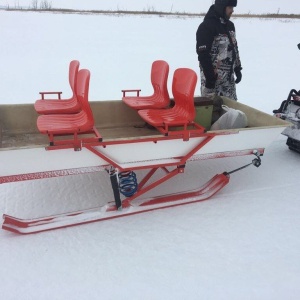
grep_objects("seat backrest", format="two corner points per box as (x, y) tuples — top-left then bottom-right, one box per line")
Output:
(150, 60), (170, 102)
(76, 69), (95, 127)
(172, 68), (197, 121)
(69, 60), (80, 97)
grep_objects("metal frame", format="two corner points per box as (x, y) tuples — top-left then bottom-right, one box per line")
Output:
(83, 134), (215, 209)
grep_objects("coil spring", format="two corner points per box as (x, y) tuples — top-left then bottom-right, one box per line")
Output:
(118, 171), (138, 197)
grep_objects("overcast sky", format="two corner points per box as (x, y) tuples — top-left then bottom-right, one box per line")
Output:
(0, 0), (299, 14)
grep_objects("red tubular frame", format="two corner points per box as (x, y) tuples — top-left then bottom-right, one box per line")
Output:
(2, 131), (265, 234)
(45, 126), (102, 151)
(85, 134), (215, 209)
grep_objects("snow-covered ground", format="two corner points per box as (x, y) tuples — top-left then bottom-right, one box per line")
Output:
(0, 8), (300, 113)
(0, 2), (300, 299)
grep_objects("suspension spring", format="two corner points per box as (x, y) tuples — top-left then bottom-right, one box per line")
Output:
(118, 171), (138, 197)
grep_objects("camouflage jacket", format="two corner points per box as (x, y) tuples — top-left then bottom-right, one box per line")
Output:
(196, 5), (242, 100)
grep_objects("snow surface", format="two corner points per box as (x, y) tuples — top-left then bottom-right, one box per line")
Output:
(1, 3), (300, 300)
(1, 7), (300, 114)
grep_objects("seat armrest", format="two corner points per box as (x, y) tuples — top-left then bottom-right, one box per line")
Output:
(39, 91), (63, 100)
(121, 89), (141, 97)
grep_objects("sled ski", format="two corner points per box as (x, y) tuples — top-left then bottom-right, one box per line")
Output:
(2, 173), (229, 234)
(2, 152), (263, 235)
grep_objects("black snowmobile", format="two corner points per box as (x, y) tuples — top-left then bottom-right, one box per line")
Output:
(273, 43), (300, 153)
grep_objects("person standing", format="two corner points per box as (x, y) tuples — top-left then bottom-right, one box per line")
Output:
(196, 0), (242, 100)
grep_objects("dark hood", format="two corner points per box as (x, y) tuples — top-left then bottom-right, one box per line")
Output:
(204, 5), (223, 21)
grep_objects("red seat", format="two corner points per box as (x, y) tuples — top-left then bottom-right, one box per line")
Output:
(122, 60), (170, 109)
(138, 68), (205, 138)
(37, 69), (102, 149)
(34, 60), (81, 114)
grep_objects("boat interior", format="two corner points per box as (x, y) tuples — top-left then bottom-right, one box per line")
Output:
(0, 97), (290, 150)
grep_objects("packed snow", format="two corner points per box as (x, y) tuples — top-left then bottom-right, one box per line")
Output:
(0, 2), (300, 299)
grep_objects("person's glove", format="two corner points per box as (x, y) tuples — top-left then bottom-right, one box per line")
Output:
(234, 67), (242, 84)
(205, 73), (217, 89)
(205, 80), (216, 89)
